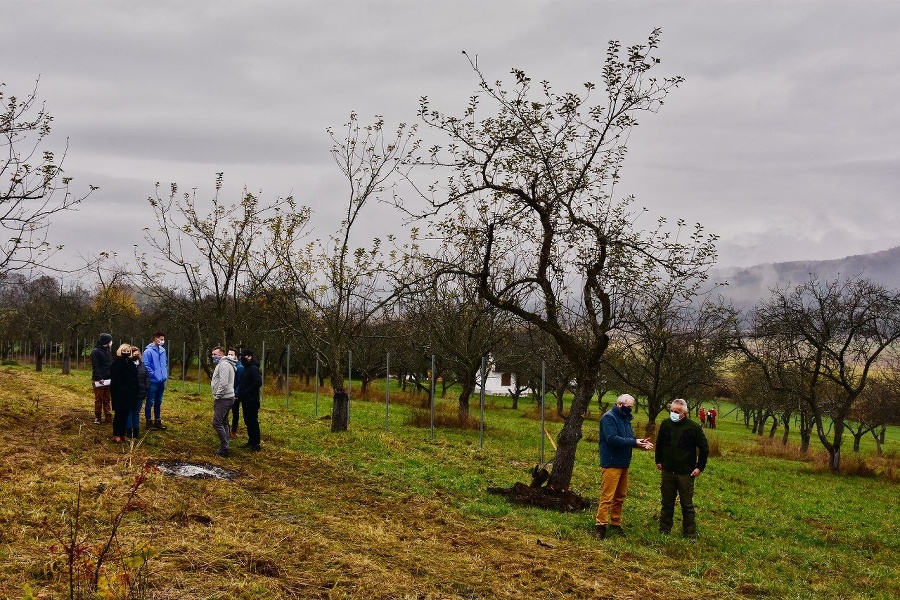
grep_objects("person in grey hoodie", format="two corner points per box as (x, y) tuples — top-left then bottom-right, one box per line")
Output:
(210, 346), (237, 457)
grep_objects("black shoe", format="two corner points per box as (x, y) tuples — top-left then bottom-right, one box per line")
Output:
(216, 448), (230, 457)
(659, 529), (671, 535)
(154, 420), (167, 430)
(249, 445), (261, 452)
(594, 524), (607, 540)
(609, 525), (626, 537)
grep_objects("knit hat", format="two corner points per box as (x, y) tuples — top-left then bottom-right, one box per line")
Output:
(99, 333), (113, 345)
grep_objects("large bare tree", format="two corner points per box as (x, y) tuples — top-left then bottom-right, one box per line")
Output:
(408, 31), (718, 491)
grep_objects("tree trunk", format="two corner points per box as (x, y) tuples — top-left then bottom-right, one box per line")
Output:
(554, 384), (567, 419)
(768, 415), (779, 438)
(331, 391), (349, 432)
(799, 413), (812, 453)
(644, 416), (658, 438)
(829, 447), (841, 471)
(546, 372), (596, 492)
(872, 426), (885, 456)
(35, 349), (44, 372)
(458, 377), (475, 423)
(781, 417), (790, 445)
(61, 348), (71, 375)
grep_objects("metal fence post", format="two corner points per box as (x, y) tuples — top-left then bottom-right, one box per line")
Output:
(541, 360), (546, 465)
(430, 354), (436, 441)
(479, 355), (486, 449)
(385, 351), (390, 432)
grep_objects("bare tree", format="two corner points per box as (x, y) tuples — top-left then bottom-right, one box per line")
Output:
(1, 80), (95, 273)
(604, 289), (735, 436)
(268, 114), (418, 431)
(138, 173), (303, 374)
(408, 31), (717, 491)
(416, 272), (515, 422)
(739, 275), (900, 471)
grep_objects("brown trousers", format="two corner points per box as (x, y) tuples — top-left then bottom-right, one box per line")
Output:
(595, 467), (629, 526)
(93, 383), (112, 421)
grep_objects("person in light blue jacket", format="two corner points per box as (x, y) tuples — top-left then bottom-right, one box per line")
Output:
(143, 331), (169, 430)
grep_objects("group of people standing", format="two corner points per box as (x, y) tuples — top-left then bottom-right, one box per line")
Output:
(90, 332), (168, 442)
(89, 332), (263, 456)
(210, 346), (262, 457)
(596, 394), (709, 539)
(698, 406), (717, 429)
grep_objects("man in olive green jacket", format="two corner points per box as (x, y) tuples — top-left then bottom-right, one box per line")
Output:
(655, 398), (709, 537)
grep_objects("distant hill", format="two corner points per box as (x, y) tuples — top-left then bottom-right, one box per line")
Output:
(709, 246), (900, 307)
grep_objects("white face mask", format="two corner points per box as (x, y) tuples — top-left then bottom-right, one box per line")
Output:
(670, 411), (682, 422)
(157, 340), (165, 346)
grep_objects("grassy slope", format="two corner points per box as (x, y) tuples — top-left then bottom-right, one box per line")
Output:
(0, 365), (897, 599)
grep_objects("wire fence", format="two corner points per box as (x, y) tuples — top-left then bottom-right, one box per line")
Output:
(1, 338), (559, 455)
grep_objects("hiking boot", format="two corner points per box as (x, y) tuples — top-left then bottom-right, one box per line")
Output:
(104, 415), (112, 424)
(230, 432), (238, 439)
(154, 419), (167, 431)
(94, 418), (101, 425)
(609, 525), (627, 537)
(112, 436), (124, 443)
(594, 524), (607, 540)
(216, 448), (230, 458)
(146, 419), (157, 430)
(659, 529), (671, 536)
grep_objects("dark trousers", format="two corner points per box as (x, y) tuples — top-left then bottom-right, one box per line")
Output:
(243, 397), (261, 446)
(112, 410), (129, 437)
(230, 398), (241, 433)
(660, 470), (697, 535)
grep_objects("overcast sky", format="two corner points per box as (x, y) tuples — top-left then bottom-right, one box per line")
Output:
(4, 0), (899, 271)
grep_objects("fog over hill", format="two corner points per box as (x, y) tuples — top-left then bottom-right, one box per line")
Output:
(709, 246), (900, 308)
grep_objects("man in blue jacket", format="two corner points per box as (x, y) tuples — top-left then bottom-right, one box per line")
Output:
(143, 331), (169, 430)
(596, 393), (653, 539)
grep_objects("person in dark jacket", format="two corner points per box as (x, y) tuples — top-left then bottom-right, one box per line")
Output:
(129, 346), (150, 439)
(227, 348), (244, 439)
(238, 349), (263, 451)
(595, 393), (654, 539)
(90, 333), (114, 424)
(655, 398), (709, 538)
(109, 343), (139, 443)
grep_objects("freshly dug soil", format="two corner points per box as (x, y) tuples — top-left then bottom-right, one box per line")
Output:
(487, 482), (590, 512)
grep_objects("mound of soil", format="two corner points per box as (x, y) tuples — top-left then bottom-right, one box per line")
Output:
(487, 482), (590, 512)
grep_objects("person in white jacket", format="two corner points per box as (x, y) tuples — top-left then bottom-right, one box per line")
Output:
(210, 346), (237, 457)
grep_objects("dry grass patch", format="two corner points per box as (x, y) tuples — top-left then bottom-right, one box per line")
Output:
(2, 366), (707, 599)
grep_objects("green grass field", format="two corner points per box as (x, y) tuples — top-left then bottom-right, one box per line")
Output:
(1, 365), (897, 598)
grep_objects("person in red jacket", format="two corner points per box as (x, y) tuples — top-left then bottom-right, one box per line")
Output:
(698, 406), (707, 428)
